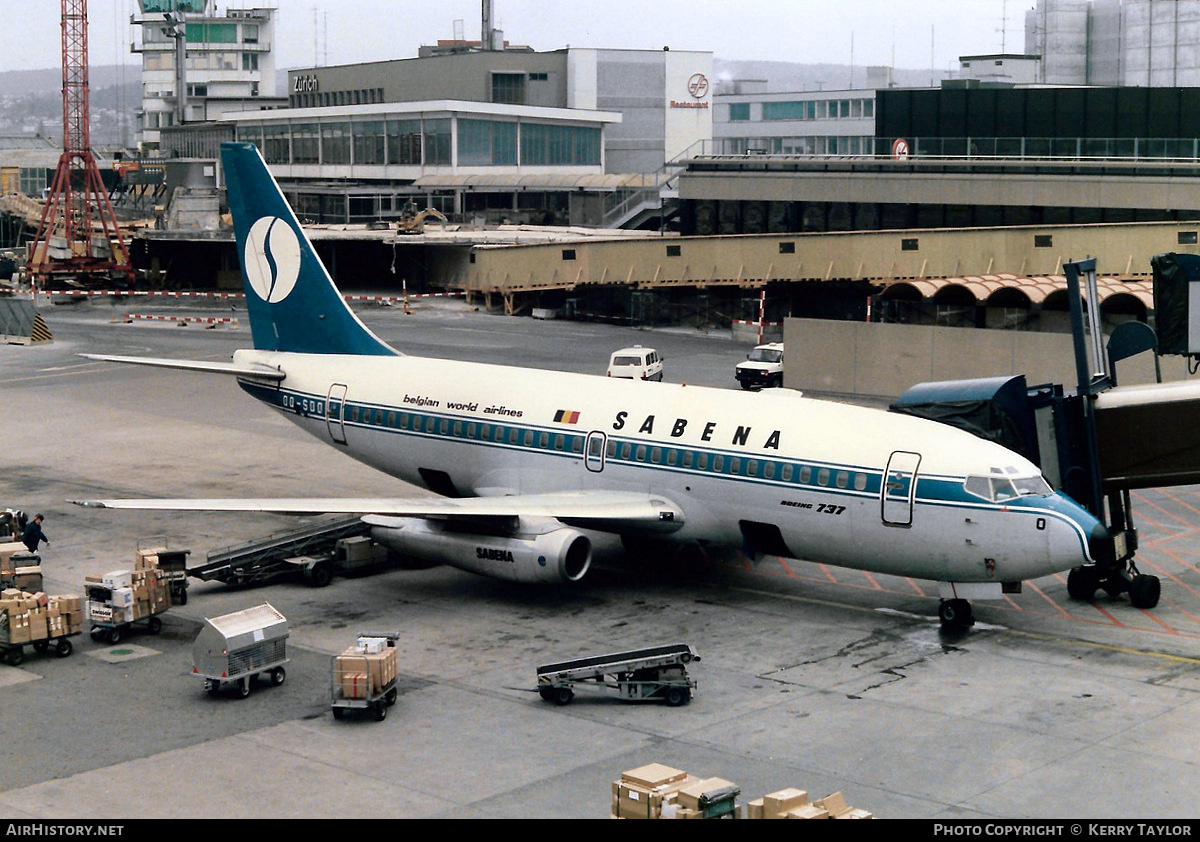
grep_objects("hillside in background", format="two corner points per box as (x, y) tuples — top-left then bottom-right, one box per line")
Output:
(0, 64), (141, 148)
(713, 58), (951, 91)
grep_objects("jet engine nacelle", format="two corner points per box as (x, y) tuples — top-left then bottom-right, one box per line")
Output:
(368, 517), (592, 584)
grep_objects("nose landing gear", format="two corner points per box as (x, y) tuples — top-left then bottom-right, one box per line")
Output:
(938, 598), (975, 629)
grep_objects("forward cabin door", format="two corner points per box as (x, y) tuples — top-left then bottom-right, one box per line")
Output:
(326, 383), (348, 445)
(882, 451), (921, 527)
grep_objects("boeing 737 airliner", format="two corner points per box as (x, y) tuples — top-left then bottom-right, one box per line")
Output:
(74, 142), (1117, 628)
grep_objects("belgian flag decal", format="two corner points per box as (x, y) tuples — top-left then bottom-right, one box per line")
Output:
(554, 409), (581, 424)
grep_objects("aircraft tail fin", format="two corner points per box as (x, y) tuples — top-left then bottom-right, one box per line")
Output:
(221, 141), (396, 356)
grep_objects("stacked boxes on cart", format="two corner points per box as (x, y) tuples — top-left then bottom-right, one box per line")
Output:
(0, 589), (83, 644)
(85, 554), (172, 625)
(611, 763), (872, 819)
(335, 635), (398, 700)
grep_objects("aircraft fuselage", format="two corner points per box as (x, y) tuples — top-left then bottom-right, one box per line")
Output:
(234, 349), (1105, 585)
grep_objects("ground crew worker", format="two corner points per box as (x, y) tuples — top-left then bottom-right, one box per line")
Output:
(21, 513), (48, 555)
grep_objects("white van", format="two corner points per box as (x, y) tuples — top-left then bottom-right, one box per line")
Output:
(735, 342), (784, 389)
(607, 345), (664, 381)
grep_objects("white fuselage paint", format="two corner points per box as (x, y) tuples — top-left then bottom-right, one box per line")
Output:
(234, 349), (1100, 585)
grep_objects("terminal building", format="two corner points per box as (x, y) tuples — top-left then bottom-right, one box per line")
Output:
(214, 45), (712, 228)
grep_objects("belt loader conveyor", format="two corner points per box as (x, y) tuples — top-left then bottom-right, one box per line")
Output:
(536, 643), (699, 707)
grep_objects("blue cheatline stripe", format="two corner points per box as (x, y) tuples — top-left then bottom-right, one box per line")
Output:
(244, 381), (1085, 518)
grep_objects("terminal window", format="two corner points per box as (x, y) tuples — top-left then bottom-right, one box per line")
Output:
(492, 72), (526, 105)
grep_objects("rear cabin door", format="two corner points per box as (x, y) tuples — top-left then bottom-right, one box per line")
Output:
(326, 383), (348, 445)
(584, 431), (607, 472)
(882, 450), (921, 527)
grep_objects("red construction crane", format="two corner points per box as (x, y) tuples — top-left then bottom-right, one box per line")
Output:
(30, 0), (133, 290)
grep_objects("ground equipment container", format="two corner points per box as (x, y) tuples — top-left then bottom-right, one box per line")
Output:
(192, 602), (289, 698)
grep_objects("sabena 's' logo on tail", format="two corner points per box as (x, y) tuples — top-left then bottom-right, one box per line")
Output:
(244, 216), (302, 303)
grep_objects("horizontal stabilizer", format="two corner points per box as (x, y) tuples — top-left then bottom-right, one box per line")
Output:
(78, 353), (285, 381)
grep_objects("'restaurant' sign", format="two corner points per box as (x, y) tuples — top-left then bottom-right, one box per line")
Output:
(671, 72), (710, 109)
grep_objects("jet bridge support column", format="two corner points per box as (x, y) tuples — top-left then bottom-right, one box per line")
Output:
(1062, 258), (1158, 610)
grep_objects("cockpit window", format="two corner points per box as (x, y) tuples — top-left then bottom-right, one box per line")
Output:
(965, 473), (1053, 502)
(1013, 476), (1052, 496)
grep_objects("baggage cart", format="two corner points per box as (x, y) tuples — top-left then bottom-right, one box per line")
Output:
(0, 630), (79, 666)
(536, 643), (699, 707)
(136, 539), (190, 606)
(330, 631), (400, 721)
(0, 592), (81, 666)
(85, 572), (173, 645)
(192, 602), (289, 699)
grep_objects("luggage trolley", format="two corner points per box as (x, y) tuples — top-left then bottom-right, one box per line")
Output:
(330, 631), (400, 721)
(536, 643), (700, 707)
(192, 603), (289, 699)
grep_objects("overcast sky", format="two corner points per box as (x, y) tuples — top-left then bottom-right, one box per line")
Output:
(2, 0), (1024, 76)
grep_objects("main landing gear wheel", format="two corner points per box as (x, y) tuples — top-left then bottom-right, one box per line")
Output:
(1067, 566), (1099, 602)
(1129, 574), (1161, 609)
(938, 599), (975, 629)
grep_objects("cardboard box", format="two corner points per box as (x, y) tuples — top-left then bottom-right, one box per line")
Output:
(51, 594), (82, 614)
(613, 766), (698, 820)
(763, 788), (809, 818)
(13, 567), (42, 591)
(1, 609), (32, 644)
(341, 671), (369, 699)
(816, 791), (872, 819)
(621, 764), (688, 789)
(103, 570), (132, 589)
(784, 804), (830, 819)
(27, 610), (47, 641)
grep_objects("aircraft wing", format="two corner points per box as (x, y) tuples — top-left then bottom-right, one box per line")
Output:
(79, 353), (285, 381)
(68, 490), (685, 534)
